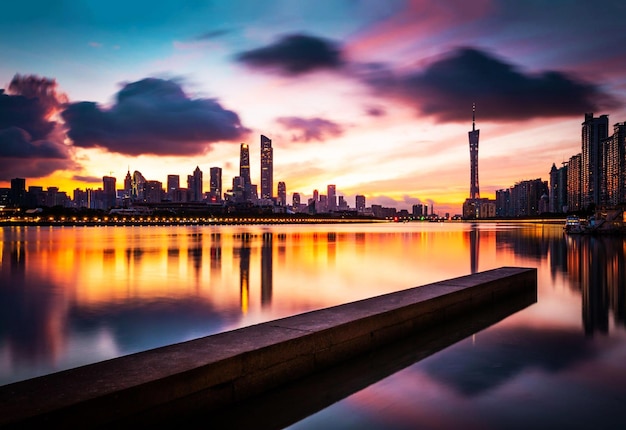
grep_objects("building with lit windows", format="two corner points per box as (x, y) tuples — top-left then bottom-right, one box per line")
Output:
(260, 135), (273, 200)
(277, 181), (286, 206)
(582, 113), (609, 209)
(209, 167), (222, 203)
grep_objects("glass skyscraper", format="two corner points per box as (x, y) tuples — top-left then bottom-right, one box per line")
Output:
(260, 135), (273, 200)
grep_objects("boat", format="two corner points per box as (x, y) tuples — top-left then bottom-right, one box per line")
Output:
(564, 215), (586, 234)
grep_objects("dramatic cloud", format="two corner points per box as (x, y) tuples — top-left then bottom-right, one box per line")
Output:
(61, 77), (249, 156)
(364, 47), (620, 122)
(236, 34), (344, 76)
(276, 116), (344, 142)
(0, 74), (73, 179)
(72, 175), (102, 183)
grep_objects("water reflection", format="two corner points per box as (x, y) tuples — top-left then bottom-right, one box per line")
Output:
(1, 223), (626, 393)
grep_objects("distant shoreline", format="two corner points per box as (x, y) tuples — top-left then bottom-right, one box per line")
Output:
(0, 216), (567, 227)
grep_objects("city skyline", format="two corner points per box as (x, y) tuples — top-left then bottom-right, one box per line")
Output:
(2, 1), (626, 214)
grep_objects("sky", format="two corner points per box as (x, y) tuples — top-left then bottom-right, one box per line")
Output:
(1, 0), (626, 215)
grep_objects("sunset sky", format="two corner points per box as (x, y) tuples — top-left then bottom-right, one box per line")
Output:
(1, 0), (626, 214)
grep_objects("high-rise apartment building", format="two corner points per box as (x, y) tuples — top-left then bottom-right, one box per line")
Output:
(581, 113), (609, 208)
(567, 153), (583, 212)
(260, 135), (273, 200)
(277, 181), (286, 206)
(209, 167), (222, 203)
(549, 163), (568, 213)
(600, 122), (626, 206)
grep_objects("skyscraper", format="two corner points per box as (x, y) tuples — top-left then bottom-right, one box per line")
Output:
(260, 135), (273, 200)
(277, 181), (286, 206)
(469, 103), (480, 200)
(581, 113), (608, 208)
(102, 176), (116, 209)
(240, 143), (251, 200)
(356, 195), (366, 213)
(209, 167), (222, 202)
(167, 175), (180, 201)
(188, 166), (203, 202)
(327, 184), (336, 212)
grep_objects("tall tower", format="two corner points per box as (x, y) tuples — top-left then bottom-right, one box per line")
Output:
(209, 167), (222, 203)
(327, 184), (336, 212)
(240, 143), (251, 199)
(190, 166), (203, 202)
(102, 176), (116, 209)
(469, 103), (480, 200)
(260, 135), (273, 199)
(581, 113), (608, 208)
(277, 181), (286, 206)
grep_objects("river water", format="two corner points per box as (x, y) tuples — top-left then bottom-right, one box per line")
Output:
(1, 222), (625, 428)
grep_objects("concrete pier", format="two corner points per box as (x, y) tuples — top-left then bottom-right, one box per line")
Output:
(0, 267), (536, 428)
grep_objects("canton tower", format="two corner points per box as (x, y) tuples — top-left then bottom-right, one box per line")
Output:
(468, 104), (480, 199)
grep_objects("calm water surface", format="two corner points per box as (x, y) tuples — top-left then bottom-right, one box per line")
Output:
(1, 222), (626, 428)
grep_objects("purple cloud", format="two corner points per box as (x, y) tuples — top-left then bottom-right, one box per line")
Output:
(0, 75), (74, 179)
(276, 116), (344, 142)
(364, 47), (620, 122)
(61, 77), (249, 156)
(236, 33), (344, 76)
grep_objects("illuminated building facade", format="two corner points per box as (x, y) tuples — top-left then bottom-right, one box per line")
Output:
(260, 135), (273, 200)
(581, 113), (608, 208)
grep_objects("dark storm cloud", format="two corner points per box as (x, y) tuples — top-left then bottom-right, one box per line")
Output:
(365, 47), (620, 122)
(0, 128), (71, 180)
(0, 74), (74, 179)
(276, 116), (344, 142)
(61, 77), (249, 156)
(236, 33), (344, 76)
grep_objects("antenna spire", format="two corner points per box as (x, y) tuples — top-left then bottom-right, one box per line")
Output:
(472, 103), (476, 131)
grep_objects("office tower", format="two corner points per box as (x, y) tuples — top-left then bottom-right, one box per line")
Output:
(313, 189), (319, 202)
(187, 166), (203, 202)
(167, 175), (180, 200)
(469, 104), (480, 200)
(240, 143), (251, 200)
(102, 176), (116, 209)
(209, 167), (222, 203)
(132, 171), (146, 201)
(260, 135), (273, 199)
(327, 184), (336, 212)
(581, 113), (608, 208)
(355, 195), (366, 213)
(292, 192), (301, 211)
(277, 181), (286, 206)
(123, 169), (132, 198)
(144, 180), (163, 203)
(9, 178), (26, 206)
